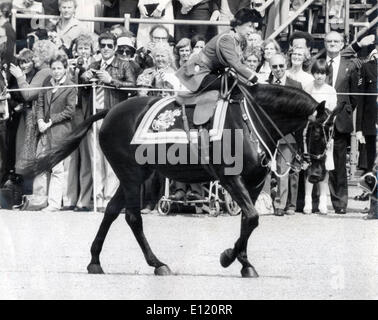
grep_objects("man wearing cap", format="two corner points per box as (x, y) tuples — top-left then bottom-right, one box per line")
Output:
(176, 8), (262, 93)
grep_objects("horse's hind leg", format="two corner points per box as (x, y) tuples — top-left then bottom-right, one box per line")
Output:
(218, 175), (262, 278)
(122, 181), (171, 276)
(87, 186), (124, 274)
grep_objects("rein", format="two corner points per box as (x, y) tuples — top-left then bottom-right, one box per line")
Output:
(236, 81), (310, 176)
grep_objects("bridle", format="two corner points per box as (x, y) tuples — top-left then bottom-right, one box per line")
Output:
(302, 112), (334, 163)
(223, 70), (312, 177)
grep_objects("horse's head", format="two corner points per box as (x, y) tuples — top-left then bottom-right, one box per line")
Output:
(304, 101), (334, 184)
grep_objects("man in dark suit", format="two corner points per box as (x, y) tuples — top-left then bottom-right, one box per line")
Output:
(268, 53), (302, 216)
(355, 50), (377, 174)
(323, 31), (360, 214)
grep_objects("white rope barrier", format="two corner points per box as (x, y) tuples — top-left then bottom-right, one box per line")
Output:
(4, 80), (375, 212)
(5, 83), (377, 96)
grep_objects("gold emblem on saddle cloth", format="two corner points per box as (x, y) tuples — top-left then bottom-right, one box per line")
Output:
(152, 109), (182, 132)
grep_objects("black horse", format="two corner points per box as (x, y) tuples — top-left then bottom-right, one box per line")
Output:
(25, 82), (330, 278)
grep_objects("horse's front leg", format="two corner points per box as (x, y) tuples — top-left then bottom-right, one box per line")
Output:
(318, 172), (329, 214)
(125, 207), (171, 275)
(218, 175), (260, 278)
(303, 177), (314, 214)
(122, 183), (171, 276)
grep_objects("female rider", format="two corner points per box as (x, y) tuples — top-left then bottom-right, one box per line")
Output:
(176, 8), (262, 93)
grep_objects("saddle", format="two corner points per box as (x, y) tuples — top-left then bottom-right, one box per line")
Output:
(176, 90), (220, 126)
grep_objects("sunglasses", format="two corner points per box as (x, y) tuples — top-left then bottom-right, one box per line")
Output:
(325, 40), (341, 43)
(152, 36), (168, 41)
(100, 43), (115, 49)
(271, 64), (285, 69)
(117, 48), (132, 55)
(252, 3), (263, 7)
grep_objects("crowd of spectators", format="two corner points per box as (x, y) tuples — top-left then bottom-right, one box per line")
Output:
(0, 0), (376, 218)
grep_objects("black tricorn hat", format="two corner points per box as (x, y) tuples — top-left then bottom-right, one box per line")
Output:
(231, 8), (263, 29)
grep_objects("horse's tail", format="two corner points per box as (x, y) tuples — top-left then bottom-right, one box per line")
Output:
(23, 110), (109, 177)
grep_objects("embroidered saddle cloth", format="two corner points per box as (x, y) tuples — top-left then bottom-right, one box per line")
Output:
(131, 95), (229, 145)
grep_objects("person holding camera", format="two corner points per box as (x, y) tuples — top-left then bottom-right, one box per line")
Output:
(61, 33), (98, 212)
(81, 32), (136, 212)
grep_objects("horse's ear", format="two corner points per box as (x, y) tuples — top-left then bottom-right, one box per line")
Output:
(315, 101), (326, 119)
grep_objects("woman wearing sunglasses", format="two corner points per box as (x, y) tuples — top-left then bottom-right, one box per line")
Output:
(116, 33), (142, 78)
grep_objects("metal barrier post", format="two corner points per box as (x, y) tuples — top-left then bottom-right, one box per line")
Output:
(124, 13), (130, 31)
(92, 83), (98, 214)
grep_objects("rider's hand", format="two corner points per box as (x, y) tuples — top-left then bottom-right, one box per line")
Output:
(356, 131), (366, 144)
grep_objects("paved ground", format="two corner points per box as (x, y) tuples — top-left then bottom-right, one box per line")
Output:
(0, 185), (377, 300)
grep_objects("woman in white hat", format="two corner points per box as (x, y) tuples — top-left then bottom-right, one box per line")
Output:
(116, 33), (142, 77)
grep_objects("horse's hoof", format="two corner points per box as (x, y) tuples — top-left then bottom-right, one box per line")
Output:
(87, 263), (105, 274)
(220, 248), (236, 268)
(154, 265), (172, 276)
(241, 266), (259, 278)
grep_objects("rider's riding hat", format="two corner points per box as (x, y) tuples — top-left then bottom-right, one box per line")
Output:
(231, 8), (263, 29)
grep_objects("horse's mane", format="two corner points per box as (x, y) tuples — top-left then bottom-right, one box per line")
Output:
(245, 83), (318, 117)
